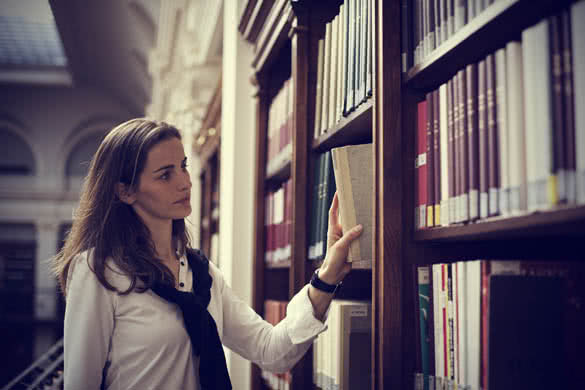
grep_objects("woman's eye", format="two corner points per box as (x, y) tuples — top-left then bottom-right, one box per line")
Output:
(160, 172), (170, 180)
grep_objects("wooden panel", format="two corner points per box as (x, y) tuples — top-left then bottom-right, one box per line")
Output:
(289, 9), (312, 390)
(373, 0), (403, 389)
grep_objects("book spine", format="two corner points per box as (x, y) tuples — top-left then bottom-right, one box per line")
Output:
(466, 260), (482, 390)
(427, 92), (435, 227)
(459, 69), (469, 223)
(487, 54), (500, 217)
(441, 0), (449, 44)
(570, 1), (585, 204)
(433, 90), (441, 226)
(432, 264), (444, 381)
(440, 84), (450, 227)
(418, 266), (432, 390)
(402, 0), (410, 73)
(329, 15), (339, 130)
(506, 41), (527, 214)
(322, 22), (332, 133)
(418, 101), (429, 229)
(467, 63), (480, 221)
(478, 58), (489, 219)
(496, 48), (510, 216)
(314, 39), (324, 140)
(435, 0), (442, 47)
(550, 14), (566, 205)
(481, 260), (490, 390)
(455, 0), (465, 32)
(453, 73), (460, 223)
(429, 0), (436, 53)
(562, 9), (576, 204)
(446, 264), (454, 380)
(448, 79), (456, 225)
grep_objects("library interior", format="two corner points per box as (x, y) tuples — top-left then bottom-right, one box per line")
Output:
(0, 0), (584, 389)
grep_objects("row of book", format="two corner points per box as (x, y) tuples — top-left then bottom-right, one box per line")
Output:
(307, 152), (335, 261)
(415, 3), (585, 229)
(313, 0), (373, 140)
(414, 260), (585, 390)
(262, 300), (292, 390)
(313, 300), (371, 390)
(402, 0), (506, 72)
(267, 77), (293, 175)
(264, 179), (292, 266)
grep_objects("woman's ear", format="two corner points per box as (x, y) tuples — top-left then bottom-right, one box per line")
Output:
(116, 182), (136, 205)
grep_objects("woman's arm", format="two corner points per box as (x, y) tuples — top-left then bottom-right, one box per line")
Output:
(64, 252), (115, 390)
(309, 192), (363, 320)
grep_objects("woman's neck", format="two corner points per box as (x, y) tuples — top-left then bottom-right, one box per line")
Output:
(143, 216), (175, 260)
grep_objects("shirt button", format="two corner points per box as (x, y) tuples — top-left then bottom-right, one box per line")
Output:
(181, 261), (185, 266)
(179, 282), (185, 287)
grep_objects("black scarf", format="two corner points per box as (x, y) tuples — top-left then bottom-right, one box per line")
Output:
(151, 249), (232, 390)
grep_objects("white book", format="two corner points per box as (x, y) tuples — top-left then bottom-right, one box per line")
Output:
(440, 83), (450, 226)
(322, 22), (332, 135)
(452, 263), (459, 383)
(465, 260), (482, 390)
(432, 263), (444, 380)
(495, 48), (510, 216)
(337, 5), (345, 123)
(455, 0), (465, 32)
(331, 301), (340, 390)
(506, 41), (527, 214)
(523, 20), (553, 211)
(456, 262), (467, 387)
(329, 15), (339, 130)
(572, 0), (585, 204)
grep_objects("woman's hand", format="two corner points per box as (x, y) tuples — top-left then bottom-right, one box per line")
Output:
(318, 192), (363, 285)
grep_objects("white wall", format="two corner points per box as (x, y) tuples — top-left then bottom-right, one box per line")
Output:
(219, 0), (257, 387)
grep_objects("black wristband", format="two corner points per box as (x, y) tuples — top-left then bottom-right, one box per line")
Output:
(310, 269), (342, 294)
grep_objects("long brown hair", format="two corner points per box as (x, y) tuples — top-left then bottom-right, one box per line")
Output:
(53, 118), (192, 296)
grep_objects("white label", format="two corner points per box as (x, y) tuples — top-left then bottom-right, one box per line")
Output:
(350, 307), (368, 317)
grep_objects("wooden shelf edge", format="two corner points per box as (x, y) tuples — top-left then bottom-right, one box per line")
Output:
(310, 258), (372, 270)
(265, 260), (291, 269)
(414, 205), (585, 242)
(405, 0), (573, 90)
(265, 147), (292, 182)
(312, 99), (373, 151)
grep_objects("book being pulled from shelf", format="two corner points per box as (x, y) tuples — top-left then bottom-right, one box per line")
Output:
(331, 143), (373, 263)
(314, 0), (373, 141)
(415, 1), (585, 229)
(313, 300), (371, 390)
(267, 77), (293, 174)
(262, 300), (292, 390)
(414, 260), (585, 390)
(264, 178), (292, 267)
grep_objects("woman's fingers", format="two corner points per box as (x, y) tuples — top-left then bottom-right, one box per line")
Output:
(335, 224), (363, 252)
(329, 192), (340, 227)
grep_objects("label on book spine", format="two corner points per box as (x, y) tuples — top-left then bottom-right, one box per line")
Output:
(350, 307), (368, 317)
(427, 206), (434, 227)
(549, 174), (559, 206)
(428, 375), (435, 390)
(415, 373), (424, 390)
(578, 170), (585, 204)
(469, 189), (479, 220)
(489, 188), (499, 216)
(480, 192), (489, 219)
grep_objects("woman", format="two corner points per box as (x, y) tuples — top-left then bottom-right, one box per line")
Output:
(53, 118), (363, 390)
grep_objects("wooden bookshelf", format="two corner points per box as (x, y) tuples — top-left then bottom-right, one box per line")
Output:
(398, 0), (585, 389)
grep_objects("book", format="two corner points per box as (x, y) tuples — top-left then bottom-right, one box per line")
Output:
(314, 39), (324, 140)
(478, 58), (489, 219)
(486, 54), (500, 217)
(466, 63), (480, 221)
(523, 19), (553, 211)
(572, 0), (585, 204)
(458, 69), (469, 223)
(433, 90), (441, 226)
(427, 92), (435, 227)
(322, 22), (332, 134)
(439, 84), (449, 227)
(417, 266), (433, 390)
(506, 41), (527, 214)
(417, 100), (429, 229)
(448, 79), (456, 225)
(495, 48), (510, 216)
(331, 143), (373, 262)
(432, 264), (445, 381)
(329, 14), (339, 130)
(561, 9), (576, 204)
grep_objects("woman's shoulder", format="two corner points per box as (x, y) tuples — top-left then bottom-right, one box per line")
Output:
(67, 249), (132, 294)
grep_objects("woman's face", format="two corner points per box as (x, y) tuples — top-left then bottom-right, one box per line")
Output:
(125, 137), (192, 223)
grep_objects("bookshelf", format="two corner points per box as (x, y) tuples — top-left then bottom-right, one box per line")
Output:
(241, 0), (584, 389)
(194, 79), (222, 266)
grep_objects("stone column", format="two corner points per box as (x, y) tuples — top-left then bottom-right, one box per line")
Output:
(34, 220), (59, 321)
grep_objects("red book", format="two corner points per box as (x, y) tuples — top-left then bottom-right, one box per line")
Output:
(417, 100), (428, 229)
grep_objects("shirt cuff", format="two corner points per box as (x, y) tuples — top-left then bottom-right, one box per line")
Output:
(285, 284), (329, 344)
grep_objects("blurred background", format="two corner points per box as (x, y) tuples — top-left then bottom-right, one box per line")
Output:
(0, 0), (258, 387)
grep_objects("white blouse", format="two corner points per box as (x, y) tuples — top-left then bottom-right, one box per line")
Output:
(64, 250), (328, 390)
